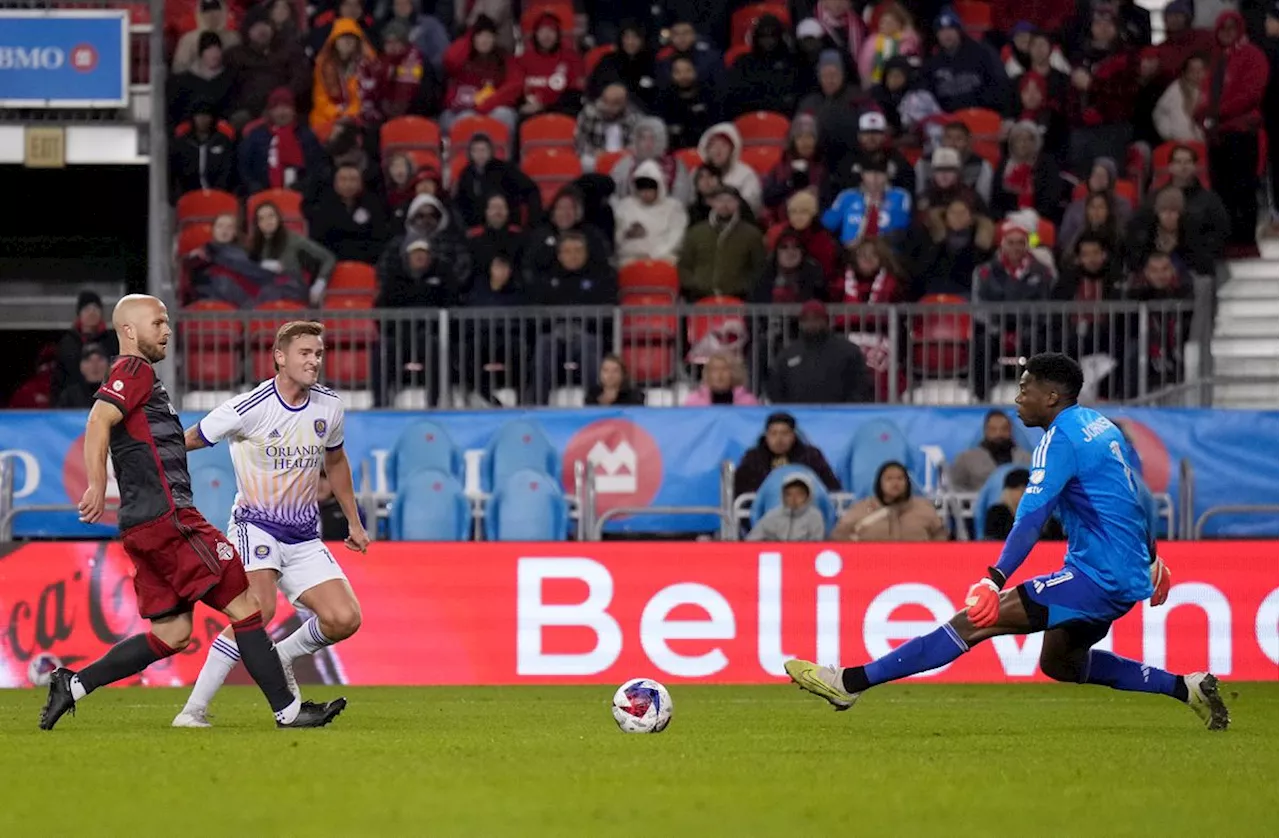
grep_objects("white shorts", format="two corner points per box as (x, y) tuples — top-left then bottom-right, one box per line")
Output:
(229, 519), (347, 604)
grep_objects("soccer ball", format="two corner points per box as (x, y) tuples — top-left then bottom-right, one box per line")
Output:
(611, 678), (673, 733)
(27, 653), (62, 688)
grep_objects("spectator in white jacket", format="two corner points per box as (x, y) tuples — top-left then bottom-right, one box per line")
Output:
(612, 159), (689, 265)
(697, 122), (763, 215)
(1153, 54), (1207, 143)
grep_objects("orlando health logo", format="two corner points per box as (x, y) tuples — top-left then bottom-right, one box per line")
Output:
(561, 419), (662, 514)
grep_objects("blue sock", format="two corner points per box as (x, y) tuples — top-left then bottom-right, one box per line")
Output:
(850, 624), (970, 690)
(1086, 650), (1185, 700)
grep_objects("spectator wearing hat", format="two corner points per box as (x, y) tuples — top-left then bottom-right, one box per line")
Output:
(822, 156), (912, 248)
(654, 56), (723, 152)
(440, 15), (521, 135)
(374, 233), (461, 405)
(752, 229), (827, 303)
(695, 123), (763, 214)
(1155, 1), (1216, 83)
(575, 82), (642, 171)
(725, 13), (802, 117)
(53, 291), (118, 404)
(308, 163), (390, 265)
(989, 3), (1074, 50)
(833, 461), (947, 542)
(380, 192), (472, 290)
(679, 186), (767, 299)
(732, 411), (842, 498)
(515, 11), (585, 118)
(610, 117), (695, 205)
(309, 0), (376, 57)
(794, 17), (832, 87)
(917, 146), (982, 213)
(611, 160), (689, 266)
(311, 18), (379, 134)
(656, 17), (723, 87)
(857, 2), (921, 89)
(766, 300), (874, 404)
(238, 87), (326, 196)
(224, 10), (309, 125)
(778, 190), (842, 289)
(1003, 20), (1039, 76)
(170, 102), (236, 197)
(915, 120), (994, 207)
(922, 8), (1009, 113)
(453, 133), (540, 229)
(170, 31), (233, 127)
(746, 472), (829, 542)
(173, 0), (240, 75)
(828, 110), (915, 202)
(56, 343), (111, 410)
(991, 120), (1062, 223)
(761, 114), (827, 216)
(796, 49), (870, 165)
(1065, 7), (1137, 177)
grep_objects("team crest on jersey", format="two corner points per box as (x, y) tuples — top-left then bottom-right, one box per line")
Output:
(254, 544), (271, 559)
(216, 541), (234, 563)
(111, 379), (124, 392)
(314, 419), (327, 438)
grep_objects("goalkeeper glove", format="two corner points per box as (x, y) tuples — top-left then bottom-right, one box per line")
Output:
(965, 577), (1001, 628)
(1150, 556), (1171, 607)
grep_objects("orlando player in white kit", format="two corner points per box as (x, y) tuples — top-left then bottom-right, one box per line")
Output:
(174, 321), (370, 727)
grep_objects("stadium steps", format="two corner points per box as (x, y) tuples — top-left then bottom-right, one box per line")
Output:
(1210, 242), (1279, 408)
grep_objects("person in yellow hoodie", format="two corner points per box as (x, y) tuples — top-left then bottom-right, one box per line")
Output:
(311, 18), (377, 134)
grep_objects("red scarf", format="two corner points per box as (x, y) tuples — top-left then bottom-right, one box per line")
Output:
(267, 123), (304, 189)
(817, 4), (865, 57)
(999, 251), (1034, 278)
(842, 267), (896, 303)
(1002, 162), (1035, 209)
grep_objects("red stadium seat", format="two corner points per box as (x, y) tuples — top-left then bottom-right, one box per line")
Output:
(621, 292), (679, 341)
(182, 300), (243, 350)
(401, 148), (443, 174)
(733, 111), (790, 149)
(621, 343), (676, 385)
(954, 0), (992, 39)
(723, 43), (750, 68)
(247, 188), (306, 233)
(619, 260), (680, 301)
(174, 119), (234, 140)
(950, 108), (1002, 140)
(686, 295), (747, 349)
(324, 298), (376, 388)
(584, 44), (615, 76)
(381, 115), (442, 155)
(519, 2), (574, 38)
(1036, 218), (1057, 250)
(176, 222), (213, 256)
(521, 147), (583, 206)
(176, 189), (237, 227)
(675, 147), (704, 172)
(520, 113), (576, 151)
(449, 114), (510, 159)
(250, 299), (307, 348)
(326, 261), (378, 297)
(186, 348), (243, 390)
(739, 145), (783, 175)
(251, 348), (277, 381)
(730, 4), (792, 45)
(1151, 141), (1210, 189)
(593, 149), (630, 175)
(911, 294), (971, 377)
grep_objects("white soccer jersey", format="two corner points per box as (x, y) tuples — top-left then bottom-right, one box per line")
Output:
(197, 379), (345, 544)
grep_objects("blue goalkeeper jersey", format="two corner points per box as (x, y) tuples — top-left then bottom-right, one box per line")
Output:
(994, 404), (1155, 603)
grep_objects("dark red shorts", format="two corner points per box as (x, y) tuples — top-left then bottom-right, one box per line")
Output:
(121, 508), (248, 620)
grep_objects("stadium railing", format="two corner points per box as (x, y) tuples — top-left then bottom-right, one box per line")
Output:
(175, 299), (1208, 409)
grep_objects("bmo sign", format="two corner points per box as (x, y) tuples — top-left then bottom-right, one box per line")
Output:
(0, 11), (127, 107)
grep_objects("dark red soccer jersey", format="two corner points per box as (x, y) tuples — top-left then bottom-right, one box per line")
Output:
(94, 356), (195, 530)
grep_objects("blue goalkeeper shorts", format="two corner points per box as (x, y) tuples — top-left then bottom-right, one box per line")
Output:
(1017, 566), (1136, 631)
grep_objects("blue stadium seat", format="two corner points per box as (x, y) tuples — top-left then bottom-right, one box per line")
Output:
(481, 420), (560, 494)
(748, 464), (836, 533)
(973, 463), (1021, 540)
(190, 464), (237, 535)
(847, 419), (914, 498)
(484, 468), (568, 541)
(392, 420), (463, 487)
(391, 469), (471, 541)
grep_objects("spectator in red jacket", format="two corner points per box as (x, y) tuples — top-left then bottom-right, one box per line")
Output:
(761, 114), (827, 220)
(440, 15), (520, 135)
(780, 189), (842, 293)
(359, 22), (435, 125)
(1066, 7), (1136, 177)
(515, 10), (584, 118)
(1155, 0), (1217, 84)
(1198, 10), (1269, 249)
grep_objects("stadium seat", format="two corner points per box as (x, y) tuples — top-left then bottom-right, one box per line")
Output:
(176, 222), (213, 256)
(402, 148), (443, 174)
(1036, 218), (1056, 250)
(730, 4), (792, 45)
(911, 294), (971, 378)
(584, 44), (615, 76)
(747, 464), (836, 533)
(846, 418), (914, 498)
(973, 463), (1020, 539)
(326, 261), (377, 297)
(622, 292), (679, 342)
(739, 145), (783, 175)
(391, 470), (471, 541)
(733, 111), (790, 149)
(449, 114), (510, 159)
(448, 154), (470, 189)
(619, 259), (680, 301)
(519, 113), (576, 151)
(521, 147), (583, 206)
(950, 108), (1002, 167)
(954, 0), (992, 39)
(1150, 140), (1209, 189)
(674, 147), (703, 172)
(246, 188), (306, 233)
(594, 149), (630, 175)
(392, 419), (463, 486)
(519, 2), (574, 38)
(323, 299), (375, 389)
(176, 189), (237, 228)
(190, 464), (237, 535)
(249, 299), (307, 347)
(481, 420), (560, 493)
(182, 299), (242, 350)
(621, 343), (677, 385)
(723, 43), (750, 68)
(380, 115), (442, 155)
(483, 469), (569, 541)
(686, 295), (747, 351)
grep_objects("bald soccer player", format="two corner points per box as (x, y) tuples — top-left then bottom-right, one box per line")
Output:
(39, 295), (347, 730)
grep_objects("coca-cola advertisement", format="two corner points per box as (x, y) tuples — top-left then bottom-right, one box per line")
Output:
(1, 541), (1275, 686)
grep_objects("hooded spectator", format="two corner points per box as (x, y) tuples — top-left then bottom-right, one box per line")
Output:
(1125, 185), (1216, 274)
(170, 31), (234, 126)
(378, 0), (450, 75)
(922, 8), (1009, 112)
(1198, 10), (1268, 249)
(311, 18), (378, 133)
(696, 123), (763, 214)
(376, 233), (463, 308)
(752, 229), (827, 303)
(1155, 0), (1217, 83)
(1065, 7), (1137, 176)
(515, 11), (585, 117)
(611, 160), (689, 265)
(172, 0), (241, 74)
(833, 461), (947, 541)
(683, 350), (759, 405)
(610, 117), (695, 205)
(746, 472), (828, 541)
(575, 82), (642, 167)
(1059, 191), (1125, 259)
(187, 213), (308, 307)
(656, 17), (723, 86)
(467, 193), (524, 274)
(360, 21), (437, 125)
(1155, 144), (1230, 253)
(827, 110), (915, 201)
(586, 354), (646, 406)
(732, 411), (843, 497)
(1010, 70), (1069, 164)
(238, 87), (326, 195)
(972, 220), (1054, 304)
(948, 410), (1032, 492)
(1154, 54), (1209, 143)
(308, 163), (390, 264)
(247, 201), (337, 306)
(778, 190), (842, 289)
(522, 185), (614, 282)
(56, 343), (111, 409)
(453, 133), (540, 228)
(310, 0), (376, 57)
(761, 114), (826, 215)
(170, 103), (235, 196)
(917, 147), (983, 214)
(725, 14), (802, 116)
(857, 2), (921, 88)
(224, 11), (309, 123)
(679, 187), (767, 299)
(589, 21), (660, 111)
(440, 15), (520, 134)
(991, 120), (1062, 222)
(381, 192), (472, 287)
(822, 157), (912, 247)
(908, 197), (995, 298)
(53, 291), (119, 402)
(1059, 157), (1132, 253)
(655, 56), (723, 151)
(766, 300), (873, 404)
(796, 49), (870, 164)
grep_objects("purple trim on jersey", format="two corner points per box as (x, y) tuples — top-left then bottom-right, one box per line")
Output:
(196, 422), (215, 448)
(234, 385), (274, 415)
(235, 509), (321, 545)
(273, 381), (310, 413)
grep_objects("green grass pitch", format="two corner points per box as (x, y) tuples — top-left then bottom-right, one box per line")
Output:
(1, 683), (1275, 837)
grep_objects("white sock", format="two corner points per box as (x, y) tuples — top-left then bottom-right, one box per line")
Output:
(275, 616), (334, 664)
(275, 697), (301, 724)
(182, 634), (241, 713)
(69, 675), (87, 702)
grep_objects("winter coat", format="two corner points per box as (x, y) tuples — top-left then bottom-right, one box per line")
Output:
(248, 229), (337, 301)
(751, 253), (828, 304)
(609, 118), (696, 206)
(773, 223), (842, 289)
(1198, 11), (1269, 135)
(453, 158), (540, 228)
(611, 160), (689, 265)
(515, 17), (584, 111)
(378, 2), (450, 73)
(189, 242), (308, 308)
(588, 40), (659, 111)
(821, 187), (912, 247)
(378, 193), (472, 289)
(746, 498), (828, 541)
(170, 126), (235, 195)
(225, 32), (309, 118)
(762, 156), (827, 213)
(521, 187), (614, 283)
(53, 324), (118, 401)
(1068, 41), (1136, 128)
(914, 151), (995, 208)
(307, 188), (390, 265)
(682, 385), (759, 406)
(524, 262), (618, 307)
(441, 28), (521, 113)
(833, 495), (946, 541)
(656, 41), (724, 87)
(972, 252), (1054, 304)
(733, 439), (842, 498)
(696, 123), (763, 214)
(724, 15), (801, 116)
(237, 120), (326, 196)
(311, 19), (378, 132)
(169, 65), (234, 126)
(172, 5), (240, 74)
(766, 331), (874, 405)
(375, 233), (465, 308)
(1153, 80), (1206, 143)
(796, 84), (870, 164)
(655, 82), (722, 151)
(990, 153), (1063, 224)
(1059, 194), (1132, 258)
(467, 223), (524, 275)
(828, 146), (916, 203)
(678, 213), (767, 299)
(921, 34), (1010, 113)
(360, 42), (434, 123)
(907, 213), (996, 298)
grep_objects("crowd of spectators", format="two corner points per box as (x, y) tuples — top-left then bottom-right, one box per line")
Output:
(161, 0), (1274, 406)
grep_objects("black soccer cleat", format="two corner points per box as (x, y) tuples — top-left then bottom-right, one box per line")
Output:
(277, 697), (347, 729)
(38, 668), (78, 731)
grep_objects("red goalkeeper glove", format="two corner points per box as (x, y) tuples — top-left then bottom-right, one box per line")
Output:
(965, 577), (1001, 628)
(1150, 556), (1171, 607)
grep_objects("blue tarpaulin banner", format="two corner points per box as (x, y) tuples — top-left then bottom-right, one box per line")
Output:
(0, 11), (128, 107)
(1, 406), (1275, 538)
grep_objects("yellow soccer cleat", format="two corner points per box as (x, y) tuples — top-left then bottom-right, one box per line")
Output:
(784, 659), (861, 711)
